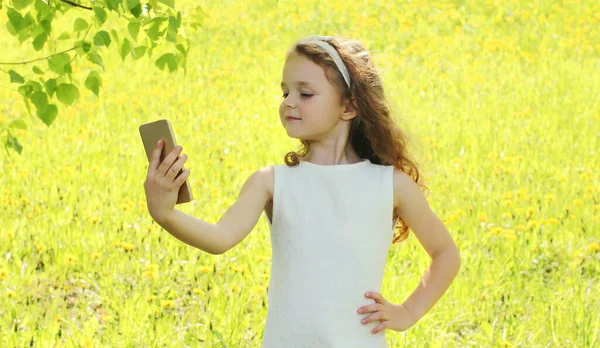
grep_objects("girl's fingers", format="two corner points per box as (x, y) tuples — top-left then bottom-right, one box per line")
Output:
(158, 146), (183, 177)
(174, 168), (191, 187)
(165, 153), (187, 182)
(149, 140), (163, 173)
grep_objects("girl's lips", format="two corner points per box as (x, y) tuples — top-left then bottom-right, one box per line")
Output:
(286, 117), (301, 121)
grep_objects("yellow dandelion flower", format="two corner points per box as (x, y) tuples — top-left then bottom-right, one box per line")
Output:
(80, 338), (94, 348)
(199, 266), (212, 273)
(573, 199), (583, 207)
(544, 194), (556, 202)
(36, 243), (47, 252)
(91, 252), (101, 260)
(120, 243), (135, 251)
(66, 254), (79, 265)
(143, 270), (158, 279)
(587, 242), (600, 253)
(478, 212), (488, 223)
(192, 288), (205, 296)
(147, 295), (157, 301)
(253, 285), (267, 294)
(558, 175), (569, 183)
(232, 284), (241, 292)
(6, 289), (16, 298)
(488, 226), (502, 235)
(161, 299), (175, 309)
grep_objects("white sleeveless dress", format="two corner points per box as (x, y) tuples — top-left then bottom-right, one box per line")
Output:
(262, 159), (398, 348)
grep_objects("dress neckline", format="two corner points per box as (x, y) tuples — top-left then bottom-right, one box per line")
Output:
(299, 158), (370, 169)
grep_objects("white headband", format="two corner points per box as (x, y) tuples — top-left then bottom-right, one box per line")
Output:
(296, 35), (351, 88)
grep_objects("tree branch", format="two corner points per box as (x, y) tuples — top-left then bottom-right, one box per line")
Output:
(59, 0), (92, 10)
(0, 45), (81, 65)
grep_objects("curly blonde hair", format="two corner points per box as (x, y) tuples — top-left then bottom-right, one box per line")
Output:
(283, 36), (428, 244)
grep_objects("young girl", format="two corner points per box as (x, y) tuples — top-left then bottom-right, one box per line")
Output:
(143, 35), (461, 347)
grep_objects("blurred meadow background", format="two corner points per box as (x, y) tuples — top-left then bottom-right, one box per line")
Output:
(1, 0), (599, 346)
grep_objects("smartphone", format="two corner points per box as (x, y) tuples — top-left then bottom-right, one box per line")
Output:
(139, 119), (193, 204)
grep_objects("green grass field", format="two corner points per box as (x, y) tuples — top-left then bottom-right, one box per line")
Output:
(1, 0), (599, 346)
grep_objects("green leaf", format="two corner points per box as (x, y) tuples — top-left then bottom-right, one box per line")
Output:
(189, 6), (207, 30)
(32, 66), (44, 74)
(18, 84), (33, 97)
(44, 78), (57, 97)
(6, 133), (23, 154)
(40, 19), (51, 34)
(8, 70), (25, 83)
(27, 80), (42, 92)
(126, 0), (139, 10)
(144, 17), (167, 41)
(74, 17), (88, 31)
(129, 3), (141, 17)
(85, 71), (102, 96)
(11, 0), (35, 11)
(57, 32), (70, 40)
(131, 46), (146, 60)
(120, 38), (131, 61)
(127, 21), (140, 41)
(56, 83), (79, 105)
(93, 7), (107, 25)
(32, 32), (47, 51)
(30, 91), (48, 110)
(8, 119), (27, 130)
(87, 52), (104, 68)
(105, 0), (121, 11)
(82, 41), (91, 53)
(158, 0), (173, 8)
(110, 29), (119, 43)
(155, 53), (177, 72)
(166, 15), (180, 42)
(93, 30), (111, 47)
(6, 8), (24, 32)
(37, 104), (58, 126)
(47, 53), (70, 74)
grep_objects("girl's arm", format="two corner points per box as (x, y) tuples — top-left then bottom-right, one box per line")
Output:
(393, 168), (461, 322)
(159, 167), (271, 255)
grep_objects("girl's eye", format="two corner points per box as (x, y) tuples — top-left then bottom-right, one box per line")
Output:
(281, 93), (313, 98)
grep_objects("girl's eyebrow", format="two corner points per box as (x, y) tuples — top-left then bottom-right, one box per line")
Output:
(280, 81), (312, 88)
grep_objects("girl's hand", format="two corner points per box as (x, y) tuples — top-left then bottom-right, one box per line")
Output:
(143, 140), (190, 224)
(357, 292), (417, 334)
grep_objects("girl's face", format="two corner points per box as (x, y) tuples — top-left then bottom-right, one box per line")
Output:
(279, 53), (353, 141)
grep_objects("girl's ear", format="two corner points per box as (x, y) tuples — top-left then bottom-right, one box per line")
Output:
(341, 96), (358, 121)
